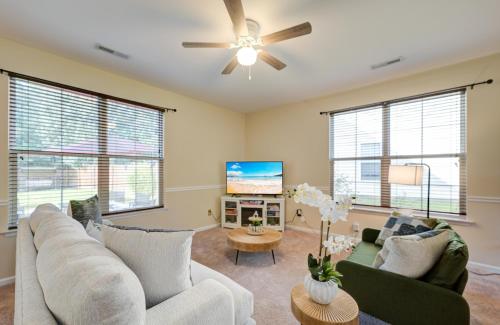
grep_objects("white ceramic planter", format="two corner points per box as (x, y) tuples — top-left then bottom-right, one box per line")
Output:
(304, 274), (338, 304)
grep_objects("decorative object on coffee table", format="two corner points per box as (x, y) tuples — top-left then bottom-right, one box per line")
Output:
(291, 283), (359, 325)
(247, 211), (264, 235)
(227, 227), (282, 264)
(287, 183), (353, 304)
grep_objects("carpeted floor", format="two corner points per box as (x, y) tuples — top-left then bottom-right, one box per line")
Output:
(191, 227), (500, 325)
(1, 227), (499, 324)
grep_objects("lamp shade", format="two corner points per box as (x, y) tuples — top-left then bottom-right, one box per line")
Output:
(388, 165), (423, 185)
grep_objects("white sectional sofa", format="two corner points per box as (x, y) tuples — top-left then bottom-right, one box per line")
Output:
(15, 205), (255, 325)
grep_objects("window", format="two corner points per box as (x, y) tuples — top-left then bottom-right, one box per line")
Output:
(329, 90), (466, 215)
(8, 76), (164, 228)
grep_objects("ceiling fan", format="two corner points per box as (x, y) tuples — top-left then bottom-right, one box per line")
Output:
(182, 0), (312, 77)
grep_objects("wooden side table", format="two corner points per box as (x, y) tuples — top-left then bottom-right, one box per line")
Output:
(227, 228), (282, 264)
(291, 284), (359, 325)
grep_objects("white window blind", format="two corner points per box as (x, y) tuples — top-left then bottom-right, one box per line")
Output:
(8, 76), (164, 228)
(329, 90), (466, 215)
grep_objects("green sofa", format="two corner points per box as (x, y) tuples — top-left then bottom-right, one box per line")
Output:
(336, 224), (470, 325)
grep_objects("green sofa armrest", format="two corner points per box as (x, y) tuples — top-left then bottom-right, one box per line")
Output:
(362, 228), (380, 243)
(336, 260), (470, 325)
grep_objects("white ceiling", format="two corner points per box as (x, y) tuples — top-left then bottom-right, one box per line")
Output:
(1, 0), (500, 112)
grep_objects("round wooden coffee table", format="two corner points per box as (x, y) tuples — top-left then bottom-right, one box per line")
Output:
(227, 228), (282, 264)
(291, 284), (359, 325)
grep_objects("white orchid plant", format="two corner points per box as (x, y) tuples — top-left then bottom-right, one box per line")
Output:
(288, 183), (354, 284)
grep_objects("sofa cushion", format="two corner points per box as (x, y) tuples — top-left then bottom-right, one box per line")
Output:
(34, 212), (87, 250)
(373, 229), (450, 278)
(191, 260), (254, 325)
(37, 229), (146, 325)
(29, 203), (62, 233)
(375, 215), (437, 246)
(346, 241), (381, 267)
(70, 195), (102, 227)
(146, 279), (235, 325)
(102, 225), (194, 308)
(423, 230), (469, 289)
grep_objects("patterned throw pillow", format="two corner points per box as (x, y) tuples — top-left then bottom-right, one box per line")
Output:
(375, 215), (437, 246)
(70, 195), (102, 227)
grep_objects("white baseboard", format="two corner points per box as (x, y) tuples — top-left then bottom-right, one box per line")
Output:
(194, 223), (219, 233)
(468, 261), (500, 273)
(0, 275), (15, 287)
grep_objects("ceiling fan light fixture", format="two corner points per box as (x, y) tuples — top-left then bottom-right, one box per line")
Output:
(236, 46), (257, 66)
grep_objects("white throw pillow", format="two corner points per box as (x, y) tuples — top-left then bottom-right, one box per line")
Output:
(102, 225), (194, 308)
(86, 220), (104, 243)
(373, 230), (450, 278)
(37, 233), (146, 325)
(29, 203), (62, 233)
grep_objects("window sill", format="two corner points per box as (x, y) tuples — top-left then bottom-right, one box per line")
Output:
(104, 207), (168, 221)
(351, 205), (475, 226)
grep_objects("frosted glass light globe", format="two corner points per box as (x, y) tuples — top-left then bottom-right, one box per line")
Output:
(236, 47), (257, 66)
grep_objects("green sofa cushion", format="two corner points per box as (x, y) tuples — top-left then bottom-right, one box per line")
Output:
(423, 222), (469, 290)
(347, 241), (381, 267)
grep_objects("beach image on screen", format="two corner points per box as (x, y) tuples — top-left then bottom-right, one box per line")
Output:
(226, 162), (283, 195)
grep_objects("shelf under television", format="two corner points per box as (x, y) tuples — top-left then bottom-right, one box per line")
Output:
(221, 195), (285, 231)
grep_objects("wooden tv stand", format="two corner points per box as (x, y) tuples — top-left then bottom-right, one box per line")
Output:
(221, 195), (285, 231)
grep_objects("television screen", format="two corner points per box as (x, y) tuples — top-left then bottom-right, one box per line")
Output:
(226, 161), (283, 195)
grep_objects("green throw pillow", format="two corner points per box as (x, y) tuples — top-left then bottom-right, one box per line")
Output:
(433, 219), (452, 230)
(70, 195), (102, 227)
(423, 229), (468, 289)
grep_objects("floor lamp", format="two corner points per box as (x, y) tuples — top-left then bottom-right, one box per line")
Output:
(388, 163), (431, 218)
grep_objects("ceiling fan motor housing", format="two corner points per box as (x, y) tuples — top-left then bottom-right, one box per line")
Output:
(244, 19), (261, 43)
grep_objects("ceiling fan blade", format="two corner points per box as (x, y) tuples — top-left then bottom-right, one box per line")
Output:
(223, 0), (248, 38)
(259, 51), (287, 70)
(261, 22), (312, 45)
(222, 56), (239, 74)
(182, 42), (231, 48)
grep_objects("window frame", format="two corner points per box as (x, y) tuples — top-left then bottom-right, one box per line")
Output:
(329, 90), (467, 216)
(7, 75), (165, 229)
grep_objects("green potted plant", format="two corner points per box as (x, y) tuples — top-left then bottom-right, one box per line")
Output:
(288, 183), (353, 304)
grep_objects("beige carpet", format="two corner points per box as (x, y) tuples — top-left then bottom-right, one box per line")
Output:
(192, 227), (500, 325)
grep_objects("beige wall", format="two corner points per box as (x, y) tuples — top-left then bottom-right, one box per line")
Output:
(0, 38), (245, 278)
(1, 36), (499, 279)
(246, 53), (500, 267)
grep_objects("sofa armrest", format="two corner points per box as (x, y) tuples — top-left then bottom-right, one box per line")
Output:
(191, 260), (254, 325)
(361, 228), (380, 243)
(146, 279), (235, 325)
(337, 260), (470, 325)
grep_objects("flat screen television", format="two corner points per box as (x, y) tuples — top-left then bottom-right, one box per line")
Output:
(226, 161), (283, 195)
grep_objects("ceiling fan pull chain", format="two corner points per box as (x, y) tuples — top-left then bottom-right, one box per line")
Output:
(248, 65), (252, 80)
